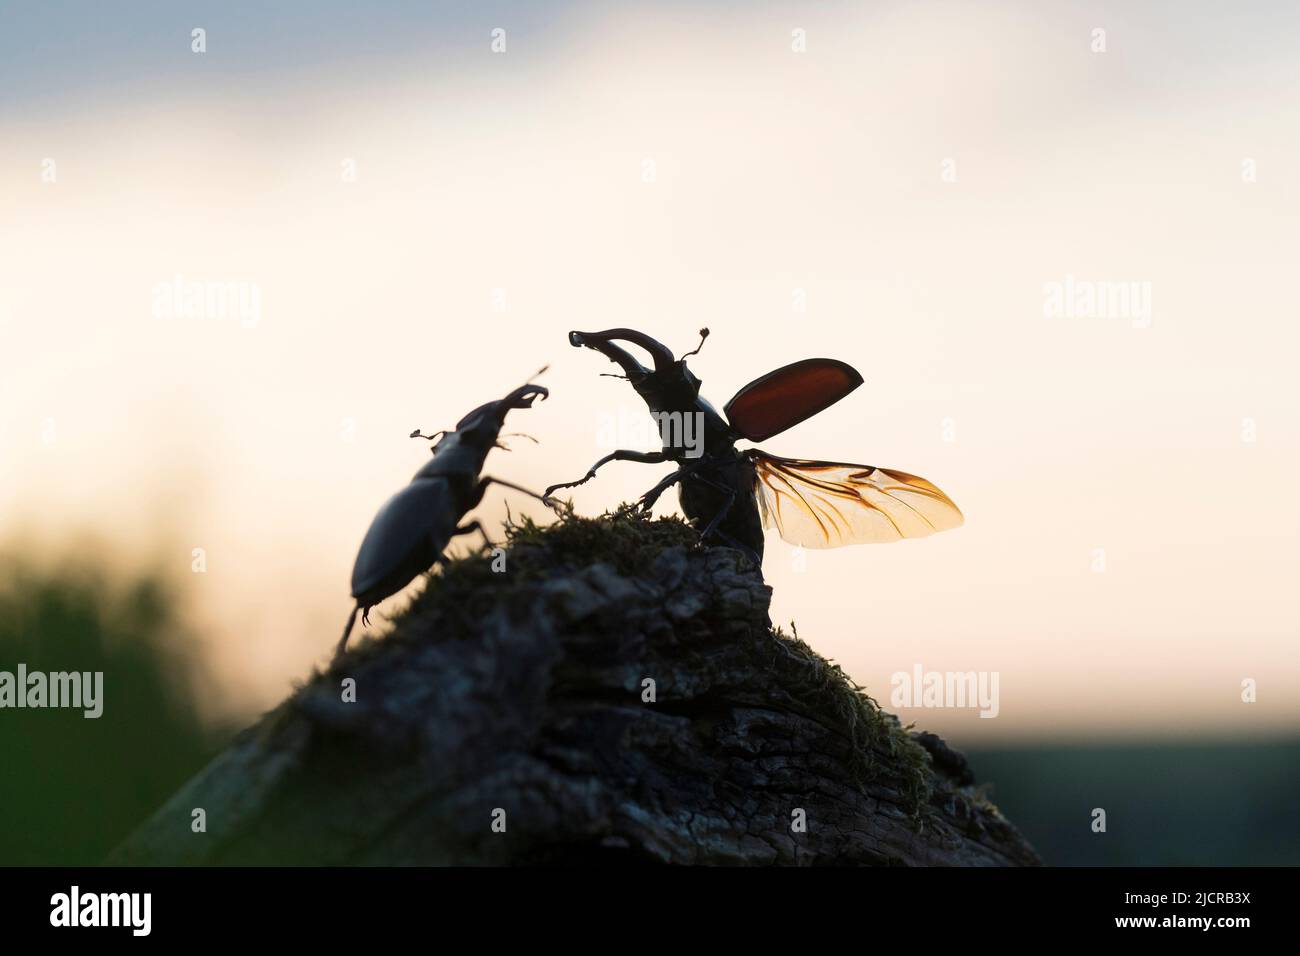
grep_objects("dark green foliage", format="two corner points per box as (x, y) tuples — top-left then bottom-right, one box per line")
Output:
(968, 741), (1300, 865)
(0, 556), (229, 865)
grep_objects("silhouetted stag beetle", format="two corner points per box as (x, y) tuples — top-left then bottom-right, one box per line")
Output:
(336, 374), (550, 660)
(543, 329), (962, 563)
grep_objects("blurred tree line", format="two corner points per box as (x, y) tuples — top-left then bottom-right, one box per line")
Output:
(0, 554), (232, 865)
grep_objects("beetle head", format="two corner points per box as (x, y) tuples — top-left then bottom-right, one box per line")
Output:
(454, 383), (547, 441)
(568, 328), (708, 413)
(492, 382), (549, 421)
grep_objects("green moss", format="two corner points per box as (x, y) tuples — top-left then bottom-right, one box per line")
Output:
(414, 506), (693, 596)
(767, 624), (933, 822)
(502, 504), (700, 576)
(363, 507), (696, 647)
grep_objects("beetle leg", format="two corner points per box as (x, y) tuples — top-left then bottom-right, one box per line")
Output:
(334, 605), (360, 662)
(542, 450), (668, 501)
(636, 458), (705, 512)
(700, 526), (761, 566)
(453, 519), (493, 551)
(479, 475), (551, 504)
(696, 486), (737, 539)
(681, 471), (751, 555)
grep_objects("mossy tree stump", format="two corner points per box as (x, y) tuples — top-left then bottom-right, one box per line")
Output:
(111, 513), (1040, 866)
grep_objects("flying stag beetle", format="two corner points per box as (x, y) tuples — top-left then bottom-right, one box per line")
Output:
(543, 329), (963, 563)
(335, 372), (552, 660)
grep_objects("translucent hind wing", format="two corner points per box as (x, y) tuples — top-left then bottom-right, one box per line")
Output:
(749, 451), (963, 548)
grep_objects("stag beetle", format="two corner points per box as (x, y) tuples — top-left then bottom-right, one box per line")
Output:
(335, 375), (550, 660)
(543, 328), (962, 563)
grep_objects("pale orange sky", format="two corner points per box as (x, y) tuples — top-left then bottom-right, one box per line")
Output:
(2, 2), (1297, 744)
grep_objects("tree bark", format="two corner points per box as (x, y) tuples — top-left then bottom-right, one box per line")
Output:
(110, 515), (1040, 866)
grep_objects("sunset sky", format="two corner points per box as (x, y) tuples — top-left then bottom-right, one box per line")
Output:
(2, 1), (1297, 744)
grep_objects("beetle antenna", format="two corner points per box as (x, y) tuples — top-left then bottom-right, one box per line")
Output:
(680, 327), (710, 360)
(599, 372), (629, 380)
(494, 431), (539, 452)
(410, 429), (449, 442)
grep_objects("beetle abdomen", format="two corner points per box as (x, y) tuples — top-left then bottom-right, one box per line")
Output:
(678, 456), (765, 560)
(350, 477), (459, 607)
